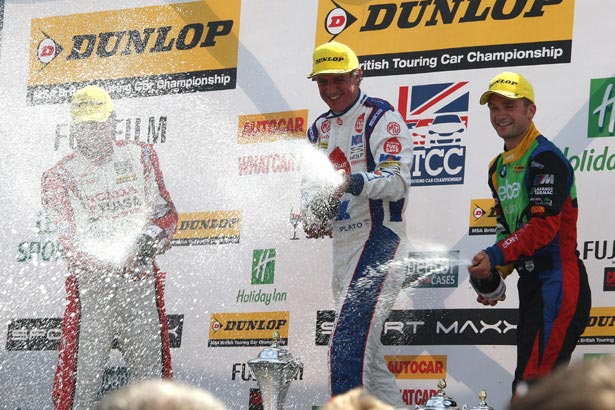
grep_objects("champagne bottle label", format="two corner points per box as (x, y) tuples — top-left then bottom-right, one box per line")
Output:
(470, 269), (506, 302)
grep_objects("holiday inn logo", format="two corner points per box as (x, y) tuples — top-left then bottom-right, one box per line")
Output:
(588, 78), (615, 138)
(562, 77), (615, 173)
(252, 248), (276, 285)
(236, 249), (287, 305)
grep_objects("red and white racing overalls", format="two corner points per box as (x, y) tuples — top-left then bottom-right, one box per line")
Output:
(42, 140), (177, 410)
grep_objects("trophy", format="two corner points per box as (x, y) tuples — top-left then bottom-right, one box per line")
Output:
(248, 331), (303, 410)
(289, 208), (301, 240)
(415, 379), (460, 410)
(466, 389), (494, 410)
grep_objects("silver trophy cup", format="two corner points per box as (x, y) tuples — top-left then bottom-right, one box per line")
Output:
(248, 331), (303, 410)
(416, 379), (460, 410)
(466, 389), (495, 410)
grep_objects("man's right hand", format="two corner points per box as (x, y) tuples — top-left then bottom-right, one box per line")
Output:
(468, 250), (492, 279)
(476, 293), (506, 306)
(303, 223), (332, 239)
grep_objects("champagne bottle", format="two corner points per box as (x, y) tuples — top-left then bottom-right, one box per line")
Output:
(470, 268), (506, 302)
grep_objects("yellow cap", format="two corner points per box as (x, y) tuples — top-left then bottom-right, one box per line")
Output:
(70, 85), (114, 123)
(307, 41), (360, 79)
(479, 71), (535, 105)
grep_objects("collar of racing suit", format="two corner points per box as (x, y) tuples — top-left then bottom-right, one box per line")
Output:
(501, 121), (541, 165)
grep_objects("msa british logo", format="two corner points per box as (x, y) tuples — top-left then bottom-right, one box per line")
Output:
(398, 82), (469, 186)
(469, 199), (497, 235)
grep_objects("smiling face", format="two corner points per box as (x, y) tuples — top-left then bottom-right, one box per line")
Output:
(71, 114), (116, 162)
(487, 93), (536, 150)
(316, 69), (362, 114)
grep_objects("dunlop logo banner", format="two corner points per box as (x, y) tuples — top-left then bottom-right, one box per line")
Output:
(208, 311), (290, 347)
(314, 0), (574, 76)
(172, 211), (241, 246)
(578, 307), (615, 345)
(28, 1), (240, 105)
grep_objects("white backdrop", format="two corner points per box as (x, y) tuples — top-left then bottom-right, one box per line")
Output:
(1, 1), (614, 409)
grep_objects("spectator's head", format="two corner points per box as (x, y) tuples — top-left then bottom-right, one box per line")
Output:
(308, 41), (363, 114)
(96, 379), (227, 410)
(508, 357), (615, 410)
(70, 85), (116, 160)
(323, 388), (394, 410)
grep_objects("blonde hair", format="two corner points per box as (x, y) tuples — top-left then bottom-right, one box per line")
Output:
(509, 357), (615, 410)
(97, 379), (227, 410)
(323, 388), (394, 410)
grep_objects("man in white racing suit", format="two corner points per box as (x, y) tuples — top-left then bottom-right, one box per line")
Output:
(302, 41), (413, 407)
(41, 85), (178, 410)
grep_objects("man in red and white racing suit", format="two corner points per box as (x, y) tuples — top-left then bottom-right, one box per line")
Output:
(303, 42), (413, 407)
(41, 86), (177, 410)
